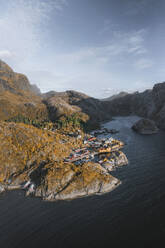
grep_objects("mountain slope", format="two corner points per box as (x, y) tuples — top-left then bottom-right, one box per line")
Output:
(103, 83), (165, 129)
(44, 90), (112, 128)
(0, 60), (48, 121)
(0, 60), (111, 128)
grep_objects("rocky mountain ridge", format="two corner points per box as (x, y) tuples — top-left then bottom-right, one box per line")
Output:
(0, 59), (165, 131)
(103, 83), (165, 130)
(0, 60), (111, 128)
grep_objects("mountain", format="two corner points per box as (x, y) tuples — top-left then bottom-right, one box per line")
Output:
(0, 60), (112, 129)
(42, 90), (58, 99)
(102, 91), (129, 101)
(103, 83), (165, 129)
(0, 59), (165, 130)
(0, 60), (37, 93)
(0, 60), (48, 121)
(31, 84), (41, 96)
(43, 90), (112, 128)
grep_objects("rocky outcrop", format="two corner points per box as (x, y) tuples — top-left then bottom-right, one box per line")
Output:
(132, 118), (159, 134)
(35, 163), (120, 201)
(114, 151), (129, 166)
(102, 151), (128, 172)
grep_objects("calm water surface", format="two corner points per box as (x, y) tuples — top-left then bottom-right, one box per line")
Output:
(0, 116), (165, 248)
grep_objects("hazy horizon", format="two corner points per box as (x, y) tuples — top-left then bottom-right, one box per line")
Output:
(0, 0), (165, 98)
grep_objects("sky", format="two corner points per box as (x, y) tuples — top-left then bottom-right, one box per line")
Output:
(0, 0), (165, 98)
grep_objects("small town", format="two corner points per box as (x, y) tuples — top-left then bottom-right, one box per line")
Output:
(64, 131), (125, 170)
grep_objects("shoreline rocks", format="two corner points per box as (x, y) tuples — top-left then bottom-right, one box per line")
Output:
(43, 174), (121, 201)
(0, 151), (128, 202)
(102, 151), (128, 172)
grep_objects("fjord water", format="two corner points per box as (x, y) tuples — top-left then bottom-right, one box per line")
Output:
(1, 116), (165, 248)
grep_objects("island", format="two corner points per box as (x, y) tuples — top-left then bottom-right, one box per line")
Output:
(132, 118), (159, 134)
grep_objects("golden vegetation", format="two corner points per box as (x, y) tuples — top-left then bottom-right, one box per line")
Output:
(0, 121), (115, 200)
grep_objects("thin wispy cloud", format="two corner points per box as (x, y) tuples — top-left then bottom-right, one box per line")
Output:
(28, 27), (151, 96)
(0, 0), (67, 65)
(98, 19), (118, 35)
(111, 29), (147, 56)
(55, 29), (148, 68)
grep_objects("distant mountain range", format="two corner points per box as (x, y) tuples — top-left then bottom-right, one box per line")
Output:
(0, 59), (165, 130)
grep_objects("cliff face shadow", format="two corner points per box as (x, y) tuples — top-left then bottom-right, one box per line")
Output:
(29, 161), (48, 187)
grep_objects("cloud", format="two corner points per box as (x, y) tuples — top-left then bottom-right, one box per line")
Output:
(98, 19), (118, 35)
(55, 29), (148, 69)
(135, 58), (154, 69)
(40, 28), (150, 96)
(0, 0), (67, 65)
(111, 29), (147, 56)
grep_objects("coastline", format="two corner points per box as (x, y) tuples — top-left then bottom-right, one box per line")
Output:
(0, 120), (128, 202)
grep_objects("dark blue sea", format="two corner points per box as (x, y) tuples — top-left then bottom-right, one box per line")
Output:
(0, 116), (165, 248)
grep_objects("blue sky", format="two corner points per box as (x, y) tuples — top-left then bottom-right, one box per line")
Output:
(0, 0), (165, 98)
